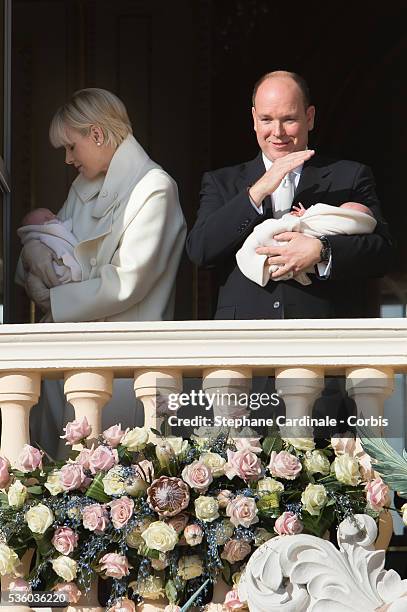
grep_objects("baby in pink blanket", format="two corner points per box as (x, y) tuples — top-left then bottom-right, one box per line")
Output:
(18, 207), (81, 289)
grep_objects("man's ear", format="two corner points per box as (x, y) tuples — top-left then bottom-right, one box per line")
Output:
(307, 105), (316, 131)
(90, 125), (104, 145)
(252, 106), (257, 132)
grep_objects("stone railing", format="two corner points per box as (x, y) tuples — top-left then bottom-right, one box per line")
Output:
(0, 319), (406, 611)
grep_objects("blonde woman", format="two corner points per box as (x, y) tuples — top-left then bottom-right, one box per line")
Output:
(16, 89), (186, 454)
(18, 87), (186, 322)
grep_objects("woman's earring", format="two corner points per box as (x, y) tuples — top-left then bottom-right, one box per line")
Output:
(96, 141), (101, 147)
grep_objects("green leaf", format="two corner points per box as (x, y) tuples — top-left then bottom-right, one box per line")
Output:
(165, 579), (178, 604)
(85, 472), (111, 503)
(0, 492), (9, 507)
(137, 544), (160, 559)
(27, 486), (44, 495)
(221, 561), (232, 586)
(302, 506), (334, 538)
(357, 424), (407, 497)
(262, 436), (283, 456)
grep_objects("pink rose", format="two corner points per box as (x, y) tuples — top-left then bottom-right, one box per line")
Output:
(103, 424), (126, 448)
(82, 503), (110, 532)
(53, 583), (82, 604)
(217, 490), (234, 508)
(164, 606), (181, 612)
(52, 527), (79, 555)
(0, 456), (11, 488)
(167, 512), (189, 534)
(221, 539), (251, 564)
(108, 598), (136, 612)
(354, 439), (375, 482)
(109, 496), (134, 529)
(274, 511), (303, 536)
(331, 433), (356, 456)
(182, 461), (213, 491)
(17, 445), (43, 472)
(233, 437), (262, 454)
(224, 589), (245, 609)
(61, 417), (92, 445)
(9, 578), (31, 592)
(59, 463), (86, 491)
(225, 449), (262, 481)
(99, 552), (130, 578)
(365, 477), (390, 511)
(184, 523), (203, 546)
(133, 460), (154, 483)
(268, 451), (302, 480)
(76, 447), (93, 470)
(226, 495), (259, 528)
(89, 446), (118, 474)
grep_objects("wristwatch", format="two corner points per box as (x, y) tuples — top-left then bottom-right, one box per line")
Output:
(319, 235), (331, 262)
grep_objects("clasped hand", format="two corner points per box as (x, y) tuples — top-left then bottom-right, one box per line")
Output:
(21, 240), (61, 288)
(256, 232), (321, 279)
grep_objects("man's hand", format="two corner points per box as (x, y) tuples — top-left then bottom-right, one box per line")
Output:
(249, 149), (315, 206)
(25, 273), (51, 312)
(21, 240), (61, 288)
(256, 232), (321, 279)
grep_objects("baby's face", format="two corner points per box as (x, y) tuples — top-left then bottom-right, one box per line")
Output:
(340, 202), (373, 216)
(23, 208), (57, 225)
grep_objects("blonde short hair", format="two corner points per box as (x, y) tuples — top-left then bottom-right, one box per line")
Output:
(49, 88), (133, 148)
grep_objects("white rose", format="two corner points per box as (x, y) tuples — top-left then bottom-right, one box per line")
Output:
(257, 478), (284, 494)
(0, 543), (19, 576)
(121, 427), (149, 452)
(51, 556), (77, 581)
(301, 484), (327, 516)
(44, 470), (64, 496)
(283, 437), (315, 451)
(141, 521), (178, 552)
(254, 527), (274, 547)
(166, 437), (189, 457)
(304, 451), (330, 476)
(401, 503), (407, 527)
(103, 466), (126, 496)
(215, 519), (234, 545)
(26, 503), (54, 534)
(194, 496), (219, 522)
(126, 518), (154, 548)
(333, 454), (360, 486)
(8, 480), (27, 508)
(200, 452), (226, 477)
(178, 555), (203, 580)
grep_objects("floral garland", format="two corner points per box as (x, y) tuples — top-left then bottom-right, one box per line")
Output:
(0, 419), (391, 611)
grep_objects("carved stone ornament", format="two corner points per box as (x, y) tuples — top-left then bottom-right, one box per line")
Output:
(238, 514), (407, 611)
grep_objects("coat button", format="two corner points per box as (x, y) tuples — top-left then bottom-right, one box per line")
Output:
(101, 190), (108, 197)
(90, 258), (97, 266)
(273, 301), (280, 309)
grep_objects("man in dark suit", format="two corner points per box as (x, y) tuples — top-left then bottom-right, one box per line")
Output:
(186, 70), (393, 319)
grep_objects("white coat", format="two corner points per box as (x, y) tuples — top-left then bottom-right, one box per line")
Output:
(48, 135), (186, 322)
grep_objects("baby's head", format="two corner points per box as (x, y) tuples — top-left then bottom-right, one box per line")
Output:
(22, 207), (57, 226)
(340, 202), (374, 217)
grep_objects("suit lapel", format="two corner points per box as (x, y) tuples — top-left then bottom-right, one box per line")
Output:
(294, 155), (333, 208)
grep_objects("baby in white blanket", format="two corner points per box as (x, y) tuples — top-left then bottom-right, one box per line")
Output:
(236, 201), (377, 286)
(17, 208), (81, 287)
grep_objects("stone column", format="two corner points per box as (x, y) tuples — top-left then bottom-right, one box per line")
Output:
(0, 372), (41, 463)
(346, 367), (394, 431)
(134, 369), (183, 441)
(275, 367), (325, 440)
(202, 367), (252, 435)
(64, 370), (113, 446)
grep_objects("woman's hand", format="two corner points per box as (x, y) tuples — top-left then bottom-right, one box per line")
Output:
(25, 273), (51, 312)
(21, 240), (61, 288)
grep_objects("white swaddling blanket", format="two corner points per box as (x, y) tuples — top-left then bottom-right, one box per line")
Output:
(17, 218), (81, 283)
(236, 203), (377, 287)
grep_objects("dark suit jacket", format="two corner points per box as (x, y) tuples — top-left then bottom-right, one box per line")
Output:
(186, 153), (394, 319)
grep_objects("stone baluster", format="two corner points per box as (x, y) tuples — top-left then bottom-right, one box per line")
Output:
(134, 369), (183, 441)
(202, 367), (252, 432)
(346, 367), (394, 429)
(64, 370), (113, 446)
(0, 372), (41, 463)
(275, 367), (324, 440)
